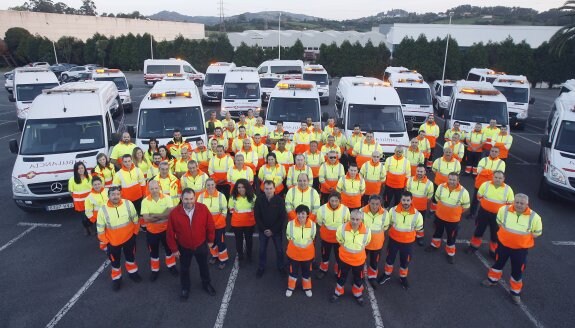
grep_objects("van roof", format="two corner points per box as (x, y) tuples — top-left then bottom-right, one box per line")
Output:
(141, 79), (202, 108)
(206, 62), (236, 74)
(338, 77), (402, 105)
(91, 68), (126, 78)
(434, 79), (456, 86)
(14, 68), (58, 84)
(260, 59), (304, 67)
(562, 79), (575, 91)
(144, 58), (190, 65)
(454, 81), (508, 102)
(389, 72), (428, 88)
(556, 92), (575, 120)
(384, 66), (409, 73)
(468, 68), (507, 77)
(493, 75), (529, 88)
(225, 67), (259, 83)
(269, 80), (319, 99)
(303, 64), (327, 74)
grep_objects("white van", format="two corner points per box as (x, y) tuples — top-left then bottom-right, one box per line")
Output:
(432, 79), (455, 117)
(336, 77), (409, 157)
(259, 73), (282, 104)
(9, 67), (59, 131)
(467, 68), (505, 83)
(389, 72), (433, 130)
(539, 91), (575, 202)
(493, 75), (534, 130)
(257, 60), (304, 80)
(143, 58), (205, 86)
(136, 76), (207, 151)
(9, 81), (124, 212)
(303, 64), (330, 105)
(383, 66), (409, 82)
(91, 68), (134, 113)
(201, 62), (236, 103)
(221, 67), (262, 118)
(559, 79), (575, 96)
(444, 81), (509, 134)
(265, 80), (322, 134)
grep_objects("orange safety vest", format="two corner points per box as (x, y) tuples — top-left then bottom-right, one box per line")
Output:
(478, 182), (513, 214)
(494, 133), (512, 159)
(435, 183), (469, 222)
(208, 154), (233, 185)
(337, 173), (365, 209)
(388, 205), (422, 244)
(362, 205), (387, 251)
(421, 122), (440, 148)
(497, 206), (541, 249)
(337, 222), (370, 267)
(319, 161), (345, 194)
(228, 196), (255, 227)
(293, 129), (311, 154)
(475, 157), (505, 189)
(69, 176), (92, 211)
(361, 160), (386, 195)
(385, 155), (409, 189)
(432, 156), (460, 185)
(286, 218), (316, 262)
(113, 165), (145, 201)
(198, 190), (227, 229)
(406, 176), (433, 211)
(304, 151), (323, 178)
(97, 200), (138, 247)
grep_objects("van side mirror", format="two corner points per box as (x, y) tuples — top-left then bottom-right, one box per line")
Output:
(9, 139), (18, 154)
(541, 136), (551, 148)
(8, 94), (15, 102)
(129, 84), (133, 90)
(321, 112), (329, 122)
(529, 97), (535, 105)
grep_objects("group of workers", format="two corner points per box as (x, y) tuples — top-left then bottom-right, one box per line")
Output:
(65, 110), (541, 306)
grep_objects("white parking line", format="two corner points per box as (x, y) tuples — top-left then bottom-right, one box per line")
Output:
(0, 132), (20, 140)
(45, 260), (110, 328)
(551, 241), (575, 246)
(18, 222), (62, 228)
(524, 123), (545, 131)
(213, 256), (240, 328)
(225, 232), (260, 237)
(513, 133), (540, 146)
(0, 222), (62, 252)
(508, 153), (530, 165)
(474, 252), (545, 328)
(363, 268), (384, 328)
(0, 225), (36, 252)
(0, 120), (15, 126)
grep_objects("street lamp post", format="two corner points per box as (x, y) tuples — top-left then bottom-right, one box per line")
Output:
(278, 12), (281, 60)
(45, 21), (59, 64)
(441, 12), (454, 82)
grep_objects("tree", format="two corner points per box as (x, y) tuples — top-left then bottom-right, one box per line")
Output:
(4, 27), (32, 55)
(549, 1), (575, 55)
(461, 42), (489, 76)
(78, 0), (97, 16)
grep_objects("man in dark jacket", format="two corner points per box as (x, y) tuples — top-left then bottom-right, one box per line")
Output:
(254, 180), (287, 278)
(167, 188), (216, 301)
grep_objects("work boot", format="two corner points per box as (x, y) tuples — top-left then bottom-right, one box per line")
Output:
(285, 289), (293, 297)
(377, 274), (391, 285)
(368, 278), (378, 290)
(150, 271), (159, 282)
(481, 279), (497, 287)
(329, 295), (339, 303)
(305, 290), (313, 297)
(400, 277), (410, 290)
(417, 238), (424, 247)
(447, 255), (455, 264)
(129, 272), (142, 283)
(465, 246), (477, 254)
(510, 294), (521, 305)
(355, 296), (365, 307)
(112, 279), (122, 291)
(169, 266), (179, 276)
(316, 271), (326, 280)
(424, 245), (438, 253)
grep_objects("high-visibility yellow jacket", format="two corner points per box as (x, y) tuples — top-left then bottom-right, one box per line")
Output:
(110, 142), (136, 161)
(434, 183), (470, 222)
(384, 155), (410, 189)
(68, 176), (92, 212)
(304, 151), (324, 178)
(208, 155), (234, 184)
(318, 161), (345, 194)
(336, 174), (366, 209)
(419, 122), (440, 147)
(432, 156), (461, 185)
(286, 165), (314, 189)
(180, 171), (209, 194)
(493, 133), (513, 159)
(497, 205), (542, 249)
(93, 164), (115, 186)
(477, 181), (514, 214)
(416, 136), (431, 157)
(84, 188), (108, 223)
(273, 149), (294, 172)
(387, 205), (423, 243)
(444, 128), (466, 142)
(112, 165), (146, 201)
(362, 205), (390, 250)
(444, 141), (465, 162)
(336, 222), (371, 266)
(476, 156), (506, 189)
(360, 160), (387, 195)
(285, 186), (321, 221)
(152, 174), (181, 205)
(197, 190), (227, 229)
(96, 200), (139, 246)
(227, 166), (254, 189)
(228, 195), (255, 227)
(353, 140), (383, 168)
(406, 176), (434, 211)
(140, 194), (174, 234)
(316, 203), (350, 243)
(406, 147), (425, 176)
(286, 218), (316, 261)
(258, 164), (286, 193)
(210, 135), (228, 151)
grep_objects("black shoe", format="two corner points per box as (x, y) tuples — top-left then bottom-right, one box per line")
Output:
(447, 255), (455, 264)
(112, 279), (122, 291)
(316, 271), (326, 280)
(180, 289), (189, 301)
(256, 268), (264, 278)
(417, 238), (424, 247)
(203, 283), (216, 296)
(465, 246), (477, 254)
(400, 277), (410, 290)
(368, 278), (378, 290)
(377, 274), (391, 285)
(424, 245), (438, 253)
(330, 295), (339, 303)
(129, 272), (142, 283)
(356, 296), (365, 307)
(169, 266), (179, 277)
(150, 271), (159, 282)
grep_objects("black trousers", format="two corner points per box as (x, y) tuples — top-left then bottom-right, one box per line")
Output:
(385, 238), (412, 276)
(467, 152), (482, 171)
(178, 243), (211, 292)
(473, 208), (499, 243)
(312, 177), (320, 192)
(146, 231), (172, 259)
(432, 217), (459, 255)
(383, 186), (403, 208)
(320, 241), (340, 273)
(132, 198), (142, 216)
(469, 188), (480, 216)
(216, 184), (230, 199)
(108, 235), (138, 279)
(336, 261), (364, 298)
(233, 226), (254, 259)
(288, 258), (312, 291)
(490, 243), (528, 295)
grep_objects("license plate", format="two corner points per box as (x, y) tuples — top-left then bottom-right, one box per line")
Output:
(46, 203), (74, 211)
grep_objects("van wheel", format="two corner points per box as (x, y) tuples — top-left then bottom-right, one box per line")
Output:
(537, 178), (551, 201)
(61, 74), (68, 80)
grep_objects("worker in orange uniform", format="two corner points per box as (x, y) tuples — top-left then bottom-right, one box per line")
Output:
(346, 125), (364, 165)
(285, 205), (317, 298)
(205, 111), (223, 135)
(209, 127), (228, 152)
(362, 195), (390, 288)
(172, 146), (192, 178)
(286, 154), (313, 189)
(222, 112), (236, 131)
(192, 139), (210, 174)
(84, 176), (109, 250)
(406, 138), (425, 176)
(444, 121), (466, 142)
(251, 117), (269, 144)
(310, 122), (323, 148)
(426, 173), (470, 264)
(69, 162), (92, 234)
(180, 160), (209, 194)
(227, 153), (254, 191)
(465, 123), (484, 175)
(431, 147), (461, 186)
(258, 153), (286, 194)
(96, 186), (141, 291)
(419, 115), (440, 168)
(319, 150), (346, 203)
(208, 145), (234, 198)
(481, 194), (542, 305)
(469, 147), (506, 219)
(444, 132), (465, 162)
(141, 180), (178, 281)
(112, 154), (146, 217)
(353, 131), (383, 169)
(236, 138), (259, 173)
(467, 171), (514, 258)
(252, 133), (269, 171)
(166, 129), (190, 159)
(285, 173), (320, 221)
(198, 178), (229, 270)
(316, 192), (350, 280)
(482, 119), (501, 155)
(293, 121), (312, 155)
(305, 140), (325, 191)
(331, 210), (371, 306)
(360, 150), (386, 205)
(323, 117), (336, 140)
(232, 125), (253, 153)
(405, 164), (434, 246)
(321, 135), (342, 161)
(282, 131), (295, 153)
(337, 163), (366, 211)
(273, 139), (294, 174)
(223, 121), (237, 154)
(109, 132), (137, 167)
(492, 126), (513, 162)
(269, 121), (286, 151)
(378, 191), (423, 289)
(383, 146), (411, 208)
(416, 130), (431, 167)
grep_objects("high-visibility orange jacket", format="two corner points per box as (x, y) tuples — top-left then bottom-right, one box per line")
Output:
(197, 190), (228, 229)
(475, 156), (506, 189)
(432, 156), (461, 185)
(496, 205), (542, 249)
(336, 173), (366, 209)
(419, 122), (440, 148)
(336, 222), (371, 266)
(112, 165), (146, 201)
(388, 204), (424, 243)
(84, 188), (108, 223)
(385, 155), (410, 189)
(316, 203), (350, 243)
(360, 160), (387, 195)
(286, 218), (316, 261)
(477, 182), (514, 214)
(96, 200), (139, 246)
(434, 183), (471, 222)
(228, 195), (255, 227)
(318, 161), (345, 194)
(304, 150), (324, 178)
(405, 176), (434, 211)
(362, 205), (390, 250)
(68, 176), (92, 211)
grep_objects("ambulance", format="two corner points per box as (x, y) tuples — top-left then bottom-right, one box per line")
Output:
(559, 79), (575, 96)
(383, 66), (409, 82)
(432, 79), (455, 118)
(444, 81), (509, 134)
(91, 68), (133, 112)
(259, 73), (282, 104)
(493, 75), (534, 130)
(467, 68), (506, 83)
(389, 72), (433, 130)
(143, 58), (205, 86)
(221, 67), (261, 118)
(136, 76), (207, 150)
(265, 80), (321, 134)
(201, 62), (236, 103)
(257, 59), (304, 80)
(9, 81), (124, 212)
(303, 64), (330, 105)
(539, 91), (575, 201)
(9, 67), (59, 131)
(335, 77), (409, 157)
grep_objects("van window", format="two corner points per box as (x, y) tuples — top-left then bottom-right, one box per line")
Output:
(258, 66), (268, 74)
(146, 65), (180, 74)
(183, 65), (195, 74)
(547, 105), (557, 134)
(453, 99), (508, 125)
(204, 73), (226, 86)
(348, 104), (405, 133)
(442, 85), (453, 97)
(16, 83), (59, 102)
(559, 86), (571, 95)
(260, 78), (280, 89)
(554, 121), (575, 153)
(467, 73), (481, 81)
(138, 106), (205, 139)
(494, 86), (528, 103)
(270, 66), (302, 74)
(93, 77), (128, 91)
(394, 87), (432, 105)
(267, 97), (320, 122)
(223, 83), (260, 99)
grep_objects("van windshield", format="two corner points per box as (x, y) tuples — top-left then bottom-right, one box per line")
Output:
(223, 83), (260, 99)
(270, 66), (302, 74)
(138, 106), (205, 139)
(394, 87), (432, 105)
(267, 97), (320, 122)
(146, 65), (180, 74)
(348, 104), (406, 132)
(494, 86), (529, 103)
(93, 77), (128, 91)
(453, 99), (508, 125)
(16, 83), (59, 102)
(442, 85), (453, 97)
(303, 73), (328, 85)
(20, 116), (104, 155)
(204, 73), (226, 86)
(260, 78), (280, 89)
(555, 120), (575, 153)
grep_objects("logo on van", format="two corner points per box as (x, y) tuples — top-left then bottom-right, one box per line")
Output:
(50, 182), (63, 193)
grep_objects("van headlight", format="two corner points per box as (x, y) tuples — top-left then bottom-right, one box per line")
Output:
(12, 177), (28, 194)
(517, 111), (527, 119)
(549, 165), (567, 185)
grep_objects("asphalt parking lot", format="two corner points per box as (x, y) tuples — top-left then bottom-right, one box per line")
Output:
(0, 71), (573, 328)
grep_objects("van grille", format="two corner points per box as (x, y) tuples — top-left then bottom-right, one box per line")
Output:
(28, 180), (69, 195)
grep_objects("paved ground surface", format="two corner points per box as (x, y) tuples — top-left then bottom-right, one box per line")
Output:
(0, 71), (573, 328)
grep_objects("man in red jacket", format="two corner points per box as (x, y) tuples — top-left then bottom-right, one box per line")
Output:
(167, 188), (216, 301)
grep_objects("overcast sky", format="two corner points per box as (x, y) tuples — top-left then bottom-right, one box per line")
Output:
(2, 0), (567, 20)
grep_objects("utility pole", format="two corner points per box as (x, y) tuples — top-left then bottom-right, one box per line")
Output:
(278, 12), (281, 59)
(441, 12), (454, 83)
(219, 0), (226, 32)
